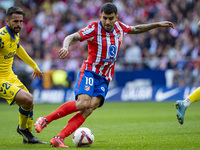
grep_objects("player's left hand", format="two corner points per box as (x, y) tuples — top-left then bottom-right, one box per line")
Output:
(158, 21), (175, 29)
(32, 68), (44, 80)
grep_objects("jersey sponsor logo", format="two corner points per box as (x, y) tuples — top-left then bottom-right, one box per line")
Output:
(102, 45), (117, 62)
(102, 58), (117, 62)
(108, 45), (117, 57)
(4, 52), (15, 59)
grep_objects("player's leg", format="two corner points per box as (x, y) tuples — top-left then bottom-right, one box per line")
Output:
(15, 89), (33, 130)
(0, 81), (32, 133)
(15, 89), (46, 144)
(175, 87), (200, 124)
(35, 101), (77, 133)
(21, 86), (34, 133)
(16, 84), (36, 143)
(0, 80), (45, 144)
(50, 95), (102, 148)
(34, 70), (94, 133)
(27, 110), (33, 132)
(23, 110), (33, 143)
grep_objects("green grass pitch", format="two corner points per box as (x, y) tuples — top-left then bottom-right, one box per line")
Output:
(0, 101), (200, 150)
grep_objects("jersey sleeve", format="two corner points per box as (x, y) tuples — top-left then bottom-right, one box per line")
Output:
(118, 21), (132, 33)
(78, 22), (96, 42)
(16, 45), (39, 70)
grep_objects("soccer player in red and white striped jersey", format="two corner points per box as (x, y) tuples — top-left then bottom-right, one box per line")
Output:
(78, 20), (131, 81)
(35, 2), (174, 148)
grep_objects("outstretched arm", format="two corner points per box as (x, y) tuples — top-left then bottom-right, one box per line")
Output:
(16, 46), (44, 80)
(59, 32), (82, 59)
(129, 21), (174, 34)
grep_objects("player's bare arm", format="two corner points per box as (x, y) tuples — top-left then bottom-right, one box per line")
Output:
(59, 32), (82, 59)
(129, 21), (174, 34)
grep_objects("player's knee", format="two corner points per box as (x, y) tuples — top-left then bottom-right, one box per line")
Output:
(80, 100), (90, 109)
(23, 94), (34, 109)
(76, 97), (91, 110)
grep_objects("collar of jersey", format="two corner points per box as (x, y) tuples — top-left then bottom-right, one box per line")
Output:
(6, 25), (18, 40)
(99, 21), (115, 33)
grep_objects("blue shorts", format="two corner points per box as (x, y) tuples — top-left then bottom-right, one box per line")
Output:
(74, 70), (109, 107)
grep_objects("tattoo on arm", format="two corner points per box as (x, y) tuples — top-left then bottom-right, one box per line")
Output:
(68, 32), (82, 43)
(70, 32), (82, 41)
(63, 32), (82, 47)
(129, 23), (159, 34)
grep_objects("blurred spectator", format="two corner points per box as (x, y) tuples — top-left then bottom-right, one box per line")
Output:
(124, 41), (142, 69)
(172, 68), (184, 87)
(182, 64), (194, 86)
(192, 61), (200, 86)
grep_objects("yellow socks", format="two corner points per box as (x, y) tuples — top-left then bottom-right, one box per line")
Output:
(19, 107), (30, 129)
(26, 110), (33, 132)
(188, 87), (200, 103)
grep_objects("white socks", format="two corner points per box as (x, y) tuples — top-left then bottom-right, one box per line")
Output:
(19, 126), (27, 130)
(183, 99), (191, 107)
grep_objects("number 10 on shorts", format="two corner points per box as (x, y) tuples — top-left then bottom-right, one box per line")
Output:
(86, 77), (93, 86)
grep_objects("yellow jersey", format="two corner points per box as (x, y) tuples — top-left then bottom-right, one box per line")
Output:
(0, 25), (39, 79)
(0, 25), (20, 78)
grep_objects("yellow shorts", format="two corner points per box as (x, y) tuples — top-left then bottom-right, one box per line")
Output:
(0, 74), (29, 105)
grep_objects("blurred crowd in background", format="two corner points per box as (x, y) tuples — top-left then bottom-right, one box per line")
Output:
(0, 0), (200, 89)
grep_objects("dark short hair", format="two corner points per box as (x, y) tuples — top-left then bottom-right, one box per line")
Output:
(6, 6), (25, 19)
(100, 2), (118, 15)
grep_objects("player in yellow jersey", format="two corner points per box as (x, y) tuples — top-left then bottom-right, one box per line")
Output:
(0, 6), (46, 144)
(175, 20), (200, 125)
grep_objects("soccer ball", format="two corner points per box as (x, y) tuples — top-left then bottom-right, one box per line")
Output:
(72, 127), (94, 147)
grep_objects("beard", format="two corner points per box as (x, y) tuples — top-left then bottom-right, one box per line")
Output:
(10, 26), (21, 34)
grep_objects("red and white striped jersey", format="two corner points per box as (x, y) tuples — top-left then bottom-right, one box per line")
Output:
(78, 21), (131, 82)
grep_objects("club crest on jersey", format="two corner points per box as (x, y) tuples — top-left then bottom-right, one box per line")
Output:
(117, 33), (122, 41)
(85, 85), (90, 91)
(117, 33), (121, 39)
(109, 45), (117, 57)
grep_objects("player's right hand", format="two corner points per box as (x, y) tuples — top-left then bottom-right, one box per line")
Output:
(59, 47), (69, 59)
(32, 68), (44, 80)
